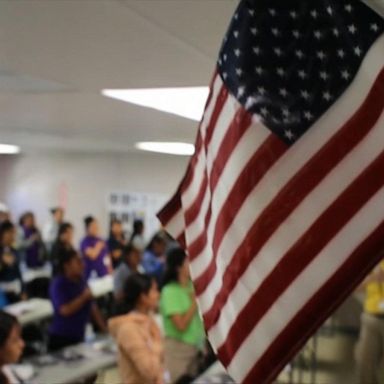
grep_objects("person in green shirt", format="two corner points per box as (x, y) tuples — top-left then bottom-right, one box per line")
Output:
(160, 248), (205, 383)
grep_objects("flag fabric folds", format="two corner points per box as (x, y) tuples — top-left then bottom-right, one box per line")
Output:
(158, 1), (384, 383)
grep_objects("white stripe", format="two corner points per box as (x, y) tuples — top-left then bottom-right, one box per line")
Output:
(227, 178), (384, 382)
(189, 117), (270, 279)
(182, 76), (223, 209)
(165, 209), (185, 242)
(196, 35), (384, 315)
(183, 95), (240, 242)
(209, 109), (384, 347)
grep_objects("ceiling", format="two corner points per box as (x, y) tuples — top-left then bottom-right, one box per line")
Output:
(0, 0), (237, 154)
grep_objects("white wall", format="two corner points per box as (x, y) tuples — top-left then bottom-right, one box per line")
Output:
(0, 152), (188, 243)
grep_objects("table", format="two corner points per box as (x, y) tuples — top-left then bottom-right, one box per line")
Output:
(9, 337), (117, 384)
(4, 298), (53, 326)
(22, 264), (52, 284)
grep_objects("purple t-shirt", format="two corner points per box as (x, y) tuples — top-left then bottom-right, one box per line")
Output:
(23, 227), (44, 268)
(49, 275), (91, 341)
(80, 236), (108, 280)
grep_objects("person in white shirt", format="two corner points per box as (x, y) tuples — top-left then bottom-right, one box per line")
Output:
(42, 207), (64, 252)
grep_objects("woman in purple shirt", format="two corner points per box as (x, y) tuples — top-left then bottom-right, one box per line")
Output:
(80, 216), (110, 280)
(48, 249), (106, 351)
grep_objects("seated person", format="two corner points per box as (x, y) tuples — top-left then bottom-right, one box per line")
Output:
(109, 274), (164, 384)
(113, 244), (143, 303)
(0, 311), (25, 384)
(48, 249), (106, 351)
(80, 216), (110, 280)
(0, 221), (24, 303)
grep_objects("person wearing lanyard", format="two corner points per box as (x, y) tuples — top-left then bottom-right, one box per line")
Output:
(80, 216), (110, 280)
(0, 221), (24, 304)
(355, 261), (384, 384)
(48, 248), (107, 351)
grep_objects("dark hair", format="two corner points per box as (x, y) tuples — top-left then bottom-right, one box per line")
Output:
(0, 311), (18, 348)
(19, 211), (34, 227)
(123, 273), (153, 312)
(162, 247), (187, 287)
(56, 248), (78, 274)
(0, 220), (14, 242)
(133, 219), (144, 235)
(146, 233), (166, 252)
(109, 218), (122, 238)
(84, 216), (95, 230)
(57, 222), (73, 240)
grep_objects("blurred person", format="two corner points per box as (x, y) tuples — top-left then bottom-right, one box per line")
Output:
(355, 260), (384, 384)
(80, 216), (110, 280)
(50, 223), (74, 275)
(0, 221), (24, 304)
(48, 249), (107, 351)
(18, 212), (46, 269)
(113, 244), (143, 303)
(0, 290), (7, 309)
(43, 207), (64, 252)
(107, 219), (127, 269)
(0, 204), (10, 225)
(109, 273), (164, 384)
(160, 248), (205, 383)
(142, 234), (166, 284)
(0, 311), (25, 384)
(130, 219), (145, 251)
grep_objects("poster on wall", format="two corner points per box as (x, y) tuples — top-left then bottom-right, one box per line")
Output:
(107, 191), (168, 242)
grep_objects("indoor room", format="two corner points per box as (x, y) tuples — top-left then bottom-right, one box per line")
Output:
(0, 1), (384, 384)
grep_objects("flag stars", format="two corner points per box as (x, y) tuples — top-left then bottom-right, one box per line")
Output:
(234, 49), (241, 57)
(279, 88), (288, 98)
(269, 8), (277, 16)
(290, 11), (298, 19)
(295, 50), (305, 59)
(222, 72), (228, 80)
(337, 49), (346, 58)
(348, 24), (357, 34)
(301, 90), (310, 100)
(341, 70), (351, 80)
(298, 70), (307, 79)
(282, 108), (290, 117)
(317, 51), (326, 60)
(274, 47), (283, 57)
(333, 28), (339, 37)
(277, 67), (286, 77)
(284, 130), (295, 141)
(322, 91), (332, 101)
(245, 96), (257, 109)
(292, 30), (301, 39)
(253, 46), (262, 55)
(236, 68), (243, 77)
(319, 71), (329, 80)
(327, 6), (333, 15)
(304, 111), (314, 120)
(251, 28), (258, 35)
(233, 30), (239, 38)
(271, 28), (280, 37)
(237, 86), (246, 98)
(371, 23), (379, 32)
(260, 107), (269, 116)
(314, 30), (323, 40)
(310, 10), (318, 19)
(257, 86), (266, 96)
(354, 46), (362, 57)
(345, 4), (353, 12)
(248, 9), (255, 17)
(255, 66), (264, 75)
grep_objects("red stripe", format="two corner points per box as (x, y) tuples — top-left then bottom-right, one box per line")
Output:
(192, 134), (287, 286)
(202, 67), (384, 328)
(157, 188), (183, 226)
(181, 85), (229, 195)
(176, 233), (186, 250)
(187, 108), (254, 261)
(218, 148), (384, 367)
(243, 217), (384, 384)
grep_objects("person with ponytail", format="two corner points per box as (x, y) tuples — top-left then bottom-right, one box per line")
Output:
(160, 248), (205, 383)
(0, 311), (25, 384)
(109, 273), (164, 384)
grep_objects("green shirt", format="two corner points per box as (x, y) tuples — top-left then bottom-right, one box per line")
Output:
(160, 281), (205, 347)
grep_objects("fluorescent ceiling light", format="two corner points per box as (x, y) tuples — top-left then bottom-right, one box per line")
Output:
(136, 142), (195, 156)
(102, 87), (209, 121)
(0, 144), (20, 154)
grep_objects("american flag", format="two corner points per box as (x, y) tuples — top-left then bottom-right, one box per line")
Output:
(158, 1), (384, 383)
